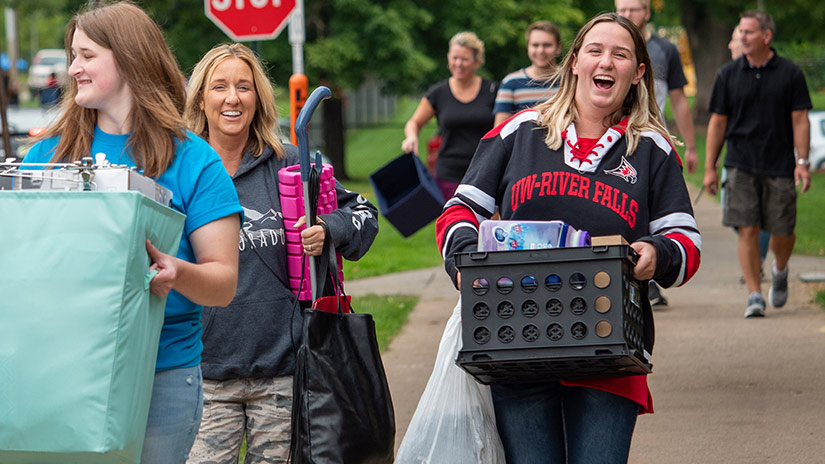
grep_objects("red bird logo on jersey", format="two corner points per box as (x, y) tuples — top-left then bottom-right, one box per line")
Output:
(604, 156), (637, 184)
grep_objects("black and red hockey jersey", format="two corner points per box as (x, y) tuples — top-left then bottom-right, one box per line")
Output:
(435, 110), (701, 412)
(437, 109), (701, 290)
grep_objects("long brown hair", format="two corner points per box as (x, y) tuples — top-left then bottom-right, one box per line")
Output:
(535, 13), (673, 155)
(183, 43), (285, 160)
(34, 1), (186, 177)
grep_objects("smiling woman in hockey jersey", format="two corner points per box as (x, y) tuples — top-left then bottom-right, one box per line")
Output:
(435, 13), (701, 464)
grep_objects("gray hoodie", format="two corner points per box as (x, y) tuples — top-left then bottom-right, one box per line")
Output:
(200, 143), (379, 379)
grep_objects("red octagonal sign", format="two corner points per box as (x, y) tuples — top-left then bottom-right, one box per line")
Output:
(205, 0), (296, 42)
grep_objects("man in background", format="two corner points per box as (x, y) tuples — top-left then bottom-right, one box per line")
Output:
(493, 21), (562, 126)
(617, 0), (699, 307)
(616, 0), (698, 172)
(725, 25), (771, 283)
(704, 11), (812, 318)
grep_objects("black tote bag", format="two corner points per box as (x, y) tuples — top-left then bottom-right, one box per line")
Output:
(290, 230), (395, 464)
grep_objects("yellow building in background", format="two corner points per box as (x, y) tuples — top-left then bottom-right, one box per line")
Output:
(653, 25), (696, 97)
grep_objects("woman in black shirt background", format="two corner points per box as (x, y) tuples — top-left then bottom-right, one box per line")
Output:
(402, 31), (498, 201)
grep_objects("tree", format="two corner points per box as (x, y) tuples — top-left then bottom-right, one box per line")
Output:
(301, 0), (436, 178)
(133, 0), (429, 180)
(675, 0), (825, 122)
(676, 1), (740, 123)
(143, 0), (262, 73)
(300, 0), (586, 178)
(414, 0), (585, 87)
(31, 0), (588, 178)
(576, 0), (741, 124)
(39, 0), (825, 173)
(768, 0), (825, 44)
(652, 0), (825, 123)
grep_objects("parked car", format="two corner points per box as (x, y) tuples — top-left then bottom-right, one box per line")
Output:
(809, 111), (825, 171)
(0, 106), (61, 159)
(28, 49), (67, 95)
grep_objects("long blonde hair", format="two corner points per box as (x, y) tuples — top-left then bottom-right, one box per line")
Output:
(535, 13), (674, 155)
(183, 43), (285, 160)
(34, 1), (187, 177)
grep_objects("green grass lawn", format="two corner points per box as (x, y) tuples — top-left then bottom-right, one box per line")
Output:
(345, 93), (825, 307)
(338, 93), (825, 308)
(666, 93), (825, 257)
(358, 293), (419, 350)
(811, 91), (825, 110)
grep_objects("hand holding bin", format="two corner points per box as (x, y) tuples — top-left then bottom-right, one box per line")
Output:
(369, 152), (444, 238)
(0, 191), (185, 464)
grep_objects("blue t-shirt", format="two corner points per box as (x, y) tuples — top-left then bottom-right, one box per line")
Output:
(24, 126), (243, 371)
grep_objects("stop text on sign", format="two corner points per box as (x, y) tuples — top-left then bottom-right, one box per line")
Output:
(204, 0), (295, 41)
(211, 0), (283, 10)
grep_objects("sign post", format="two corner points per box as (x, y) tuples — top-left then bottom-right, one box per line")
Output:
(288, 0), (304, 74)
(288, 0), (306, 144)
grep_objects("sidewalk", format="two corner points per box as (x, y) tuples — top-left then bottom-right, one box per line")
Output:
(346, 184), (825, 462)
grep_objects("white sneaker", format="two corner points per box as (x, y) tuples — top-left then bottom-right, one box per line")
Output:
(745, 292), (766, 318)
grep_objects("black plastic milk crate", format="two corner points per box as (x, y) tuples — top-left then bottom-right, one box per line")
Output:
(455, 245), (651, 385)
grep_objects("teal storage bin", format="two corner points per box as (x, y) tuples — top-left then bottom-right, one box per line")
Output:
(0, 191), (186, 464)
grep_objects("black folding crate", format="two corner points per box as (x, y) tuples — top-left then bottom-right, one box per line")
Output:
(369, 153), (444, 238)
(455, 245), (651, 385)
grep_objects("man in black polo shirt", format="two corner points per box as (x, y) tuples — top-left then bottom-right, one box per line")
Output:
(704, 10), (812, 318)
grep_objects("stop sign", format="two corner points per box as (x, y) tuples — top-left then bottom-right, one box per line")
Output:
(205, 0), (296, 42)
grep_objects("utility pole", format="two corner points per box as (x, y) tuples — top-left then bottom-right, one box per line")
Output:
(0, 69), (12, 160)
(30, 13), (38, 64)
(4, 8), (18, 106)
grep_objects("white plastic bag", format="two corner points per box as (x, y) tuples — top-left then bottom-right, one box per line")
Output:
(395, 299), (506, 464)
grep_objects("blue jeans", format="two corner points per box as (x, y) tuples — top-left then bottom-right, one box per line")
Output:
(141, 365), (203, 464)
(490, 382), (639, 464)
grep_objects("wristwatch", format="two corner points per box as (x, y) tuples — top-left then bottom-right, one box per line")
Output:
(797, 158), (811, 167)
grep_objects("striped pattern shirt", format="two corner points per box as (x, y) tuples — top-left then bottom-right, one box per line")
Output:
(493, 68), (559, 116)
